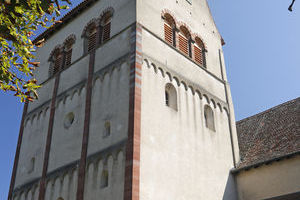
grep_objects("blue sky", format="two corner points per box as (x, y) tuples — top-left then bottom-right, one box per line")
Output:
(0, 0), (299, 198)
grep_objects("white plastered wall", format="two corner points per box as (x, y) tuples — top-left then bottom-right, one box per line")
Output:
(236, 155), (300, 200)
(140, 62), (236, 200)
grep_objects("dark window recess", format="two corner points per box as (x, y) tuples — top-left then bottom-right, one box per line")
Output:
(88, 31), (97, 52)
(102, 22), (111, 42)
(64, 49), (72, 67)
(53, 54), (62, 75)
(165, 91), (170, 106)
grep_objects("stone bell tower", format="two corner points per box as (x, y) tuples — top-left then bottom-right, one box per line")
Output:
(9, 0), (240, 200)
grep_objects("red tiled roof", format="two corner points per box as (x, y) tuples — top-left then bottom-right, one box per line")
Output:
(236, 97), (300, 169)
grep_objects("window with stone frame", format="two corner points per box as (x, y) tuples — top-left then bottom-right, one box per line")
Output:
(163, 13), (176, 47)
(99, 11), (113, 44)
(179, 26), (192, 58)
(194, 37), (206, 67)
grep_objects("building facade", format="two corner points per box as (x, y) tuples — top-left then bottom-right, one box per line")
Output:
(8, 0), (299, 200)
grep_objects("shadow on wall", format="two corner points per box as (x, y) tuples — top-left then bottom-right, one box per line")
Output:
(222, 173), (238, 200)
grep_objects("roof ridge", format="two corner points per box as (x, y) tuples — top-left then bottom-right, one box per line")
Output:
(236, 97), (300, 125)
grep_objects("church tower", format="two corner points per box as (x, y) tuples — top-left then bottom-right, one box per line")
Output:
(9, 0), (240, 200)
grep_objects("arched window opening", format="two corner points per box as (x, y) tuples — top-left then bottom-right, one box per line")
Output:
(64, 42), (73, 68)
(204, 105), (215, 131)
(194, 37), (206, 67)
(100, 12), (112, 44)
(179, 26), (192, 58)
(104, 121), (111, 137)
(163, 13), (176, 47)
(100, 170), (109, 188)
(87, 24), (98, 53)
(49, 48), (63, 77)
(57, 198), (64, 200)
(165, 83), (177, 110)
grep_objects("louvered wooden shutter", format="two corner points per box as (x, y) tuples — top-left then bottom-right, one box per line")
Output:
(53, 54), (62, 75)
(64, 49), (72, 67)
(102, 22), (111, 42)
(164, 23), (173, 46)
(194, 45), (203, 66)
(179, 34), (189, 55)
(88, 31), (97, 52)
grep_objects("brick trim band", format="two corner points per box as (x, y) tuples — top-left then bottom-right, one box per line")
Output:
(38, 75), (60, 200)
(76, 51), (96, 200)
(123, 23), (142, 200)
(8, 102), (29, 200)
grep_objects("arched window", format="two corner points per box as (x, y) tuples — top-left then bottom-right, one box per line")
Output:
(165, 83), (177, 110)
(204, 105), (215, 131)
(100, 170), (109, 188)
(49, 48), (63, 77)
(84, 23), (98, 53)
(104, 121), (111, 137)
(194, 37), (206, 67)
(179, 26), (192, 58)
(63, 36), (75, 68)
(99, 11), (113, 44)
(163, 13), (176, 47)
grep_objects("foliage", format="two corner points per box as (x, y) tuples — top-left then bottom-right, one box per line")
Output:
(0, 0), (70, 102)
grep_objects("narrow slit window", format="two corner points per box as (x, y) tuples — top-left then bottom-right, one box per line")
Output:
(100, 170), (109, 188)
(165, 83), (177, 110)
(28, 157), (35, 174)
(204, 105), (215, 131)
(165, 91), (170, 106)
(104, 121), (111, 137)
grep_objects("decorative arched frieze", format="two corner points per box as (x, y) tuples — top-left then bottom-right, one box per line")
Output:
(166, 72), (172, 82)
(143, 59), (150, 68)
(158, 67), (165, 77)
(151, 63), (157, 73)
(188, 85), (195, 95)
(203, 94), (210, 104)
(217, 103), (223, 112)
(181, 81), (188, 90)
(173, 76), (180, 86)
(195, 90), (202, 100)
(210, 99), (216, 108)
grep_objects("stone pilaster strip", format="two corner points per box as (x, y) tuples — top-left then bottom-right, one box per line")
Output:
(38, 74), (60, 200)
(123, 23), (142, 200)
(76, 51), (96, 200)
